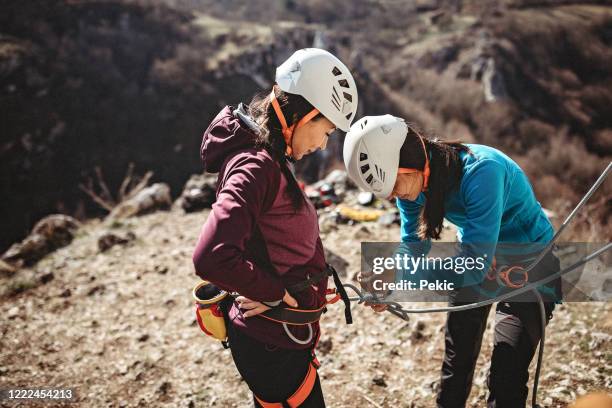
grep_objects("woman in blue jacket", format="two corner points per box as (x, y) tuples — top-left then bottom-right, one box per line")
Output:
(343, 115), (561, 408)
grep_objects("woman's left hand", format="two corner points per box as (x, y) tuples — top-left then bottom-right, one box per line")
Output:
(235, 296), (270, 318)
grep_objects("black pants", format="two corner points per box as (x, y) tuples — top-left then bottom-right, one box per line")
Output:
(436, 301), (555, 408)
(226, 321), (326, 407)
(436, 252), (560, 408)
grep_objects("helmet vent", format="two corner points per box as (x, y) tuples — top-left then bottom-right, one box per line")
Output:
(331, 87), (341, 111)
(360, 164), (370, 174)
(332, 66), (342, 76)
(374, 164), (386, 182)
(331, 98), (340, 111)
(360, 152), (368, 161)
(366, 174), (373, 184)
(332, 94), (341, 109)
(375, 165), (386, 182)
(345, 113), (352, 120)
(343, 92), (352, 102)
(338, 79), (349, 88)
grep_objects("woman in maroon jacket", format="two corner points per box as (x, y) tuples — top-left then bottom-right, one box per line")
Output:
(192, 48), (358, 407)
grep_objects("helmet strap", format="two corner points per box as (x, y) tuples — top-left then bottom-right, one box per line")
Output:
(269, 89), (319, 157)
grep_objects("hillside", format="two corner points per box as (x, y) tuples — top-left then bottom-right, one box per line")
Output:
(1, 206), (610, 407)
(2, 0), (611, 251)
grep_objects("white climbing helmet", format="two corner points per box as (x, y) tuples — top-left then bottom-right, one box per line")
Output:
(343, 115), (408, 198)
(275, 48), (358, 132)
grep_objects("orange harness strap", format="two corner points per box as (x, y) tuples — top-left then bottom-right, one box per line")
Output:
(259, 289), (341, 325)
(254, 361), (318, 408)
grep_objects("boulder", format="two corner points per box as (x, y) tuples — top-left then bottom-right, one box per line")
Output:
(176, 174), (217, 213)
(0, 259), (17, 276)
(98, 231), (136, 253)
(109, 183), (172, 218)
(2, 214), (80, 266)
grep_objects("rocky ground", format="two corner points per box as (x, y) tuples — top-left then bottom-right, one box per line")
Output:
(1, 204), (610, 407)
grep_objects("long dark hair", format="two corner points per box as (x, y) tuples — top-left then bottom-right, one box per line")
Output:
(248, 86), (324, 211)
(399, 125), (471, 240)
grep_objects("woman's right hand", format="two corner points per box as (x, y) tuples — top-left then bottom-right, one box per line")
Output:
(237, 290), (298, 318)
(283, 290), (298, 308)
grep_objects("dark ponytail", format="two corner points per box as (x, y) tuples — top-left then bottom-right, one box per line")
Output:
(399, 125), (471, 240)
(248, 86), (323, 211)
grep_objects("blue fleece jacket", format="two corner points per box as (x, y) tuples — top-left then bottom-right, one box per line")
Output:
(396, 144), (554, 288)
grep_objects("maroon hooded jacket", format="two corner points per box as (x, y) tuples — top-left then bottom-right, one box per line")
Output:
(192, 106), (328, 349)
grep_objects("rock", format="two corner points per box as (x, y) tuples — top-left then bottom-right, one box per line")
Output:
(1, 214), (80, 266)
(319, 212), (340, 233)
(357, 192), (375, 206)
(0, 259), (17, 277)
(317, 338), (333, 355)
(59, 288), (72, 298)
(40, 272), (54, 284)
(7, 306), (20, 319)
(157, 381), (172, 395)
(411, 321), (427, 342)
(324, 248), (349, 277)
(378, 211), (400, 226)
(353, 225), (372, 240)
(97, 231), (136, 252)
(177, 174), (217, 213)
(154, 265), (168, 275)
(372, 375), (387, 387)
(138, 333), (150, 342)
(110, 183), (172, 218)
(482, 57), (507, 102)
(87, 284), (105, 296)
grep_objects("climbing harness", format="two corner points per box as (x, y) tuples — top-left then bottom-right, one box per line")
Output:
(343, 161), (612, 408)
(193, 263), (352, 343)
(193, 262), (351, 407)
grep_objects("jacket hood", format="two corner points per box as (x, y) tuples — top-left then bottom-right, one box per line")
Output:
(200, 105), (260, 173)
